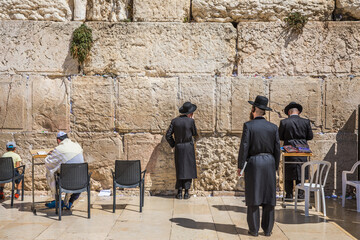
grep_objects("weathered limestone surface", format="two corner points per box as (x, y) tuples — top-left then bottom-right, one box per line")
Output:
(123, 133), (176, 192)
(86, 0), (131, 22)
(325, 76), (360, 132)
(217, 77), (269, 133)
(309, 132), (358, 193)
(0, 21), (80, 75)
(336, 0), (360, 20)
(193, 0), (334, 22)
(179, 76), (216, 133)
(238, 22), (360, 76)
(0, 0), (72, 21)
(195, 136), (241, 191)
(116, 76), (178, 133)
(133, 0), (190, 22)
(71, 76), (115, 132)
(73, 132), (123, 190)
(269, 77), (323, 128)
(85, 22), (236, 76)
(0, 75), (27, 130)
(32, 76), (70, 132)
(74, 0), (87, 21)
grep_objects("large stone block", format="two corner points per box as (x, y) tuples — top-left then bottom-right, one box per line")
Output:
(193, 0), (334, 22)
(0, 21), (80, 75)
(194, 136), (240, 191)
(269, 77), (323, 128)
(85, 22), (236, 76)
(86, 0), (131, 21)
(0, 75), (28, 130)
(216, 77), (269, 133)
(32, 76), (70, 132)
(71, 76), (115, 132)
(73, 132), (123, 190)
(238, 22), (360, 76)
(123, 133), (176, 191)
(0, 0), (72, 21)
(116, 76), (178, 133)
(309, 132), (358, 195)
(179, 76), (216, 133)
(325, 76), (360, 132)
(133, 0), (190, 22)
(336, 0), (360, 20)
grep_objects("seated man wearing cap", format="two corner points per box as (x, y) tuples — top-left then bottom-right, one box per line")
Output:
(0, 142), (23, 200)
(45, 131), (84, 209)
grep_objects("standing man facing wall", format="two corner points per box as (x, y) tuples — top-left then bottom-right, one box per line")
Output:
(238, 96), (280, 237)
(166, 102), (198, 200)
(279, 102), (313, 200)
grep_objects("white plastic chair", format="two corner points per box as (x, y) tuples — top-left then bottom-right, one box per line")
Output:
(295, 161), (331, 217)
(342, 161), (360, 212)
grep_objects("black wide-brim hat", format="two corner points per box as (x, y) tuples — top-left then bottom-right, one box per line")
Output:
(179, 101), (197, 114)
(284, 102), (303, 115)
(248, 95), (272, 111)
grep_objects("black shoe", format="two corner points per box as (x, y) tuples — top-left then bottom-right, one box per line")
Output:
(264, 232), (272, 237)
(248, 231), (258, 237)
(176, 193), (182, 199)
(184, 193), (190, 199)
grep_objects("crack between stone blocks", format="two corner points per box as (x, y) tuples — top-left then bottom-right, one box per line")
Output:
(189, 0), (194, 22)
(1, 82), (13, 129)
(232, 22), (239, 77)
(214, 75), (219, 135)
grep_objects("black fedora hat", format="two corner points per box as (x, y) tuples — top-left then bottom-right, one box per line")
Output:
(248, 95), (272, 111)
(179, 102), (197, 115)
(284, 102), (303, 115)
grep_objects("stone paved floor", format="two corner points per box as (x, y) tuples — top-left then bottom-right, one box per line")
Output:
(0, 194), (358, 240)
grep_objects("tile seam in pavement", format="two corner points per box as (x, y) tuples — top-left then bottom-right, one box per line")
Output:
(168, 197), (174, 240)
(220, 197), (241, 240)
(330, 221), (357, 240)
(206, 197), (220, 240)
(106, 198), (127, 240)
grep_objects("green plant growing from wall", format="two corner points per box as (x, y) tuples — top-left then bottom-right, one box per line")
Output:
(284, 12), (308, 34)
(70, 24), (93, 70)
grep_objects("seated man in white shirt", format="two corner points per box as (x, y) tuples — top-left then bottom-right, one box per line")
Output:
(45, 131), (84, 209)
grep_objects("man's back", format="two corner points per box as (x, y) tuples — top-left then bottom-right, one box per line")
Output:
(2, 151), (21, 168)
(279, 115), (313, 144)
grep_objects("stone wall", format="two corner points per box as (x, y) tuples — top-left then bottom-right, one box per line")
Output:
(0, 0), (359, 196)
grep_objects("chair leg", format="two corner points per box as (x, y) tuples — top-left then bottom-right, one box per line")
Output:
(142, 181), (145, 207)
(21, 177), (24, 201)
(305, 189), (310, 217)
(315, 191), (320, 212)
(58, 189), (62, 221)
(11, 180), (15, 207)
(342, 183), (346, 208)
(294, 187), (298, 211)
(139, 182), (142, 213)
(88, 187), (90, 219)
(356, 186), (360, 213)
(113, 183), (116, 213)
(321, 188), (326, 217)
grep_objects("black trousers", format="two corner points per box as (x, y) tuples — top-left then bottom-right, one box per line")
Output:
(285, 180), (302, 196)
(247, 204), (274, 234)
(175, 179), (192, 190)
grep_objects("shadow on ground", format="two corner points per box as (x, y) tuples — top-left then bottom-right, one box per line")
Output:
(169, 217), (248, 235)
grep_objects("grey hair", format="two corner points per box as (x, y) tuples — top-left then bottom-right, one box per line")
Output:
(289, 108), (300, 115)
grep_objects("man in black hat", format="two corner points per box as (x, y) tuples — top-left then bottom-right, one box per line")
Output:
(238, 95), (280, 237)
(166, 102), (198, 199)
(279, 102), (313, 200)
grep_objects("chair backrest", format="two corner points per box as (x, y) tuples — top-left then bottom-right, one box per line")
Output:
(114, 160), (141, 186)
(60, 163), (88, 190)
(301, 161), (331, 189)
(0, 157), (14, 181)
(348, 161), (360, 174)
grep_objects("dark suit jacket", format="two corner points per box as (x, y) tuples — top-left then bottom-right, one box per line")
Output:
(279, 114), (313, 180)
(166, 115), (198, 179)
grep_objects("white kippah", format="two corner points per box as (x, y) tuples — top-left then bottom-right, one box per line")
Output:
(57, 131), (67, 138)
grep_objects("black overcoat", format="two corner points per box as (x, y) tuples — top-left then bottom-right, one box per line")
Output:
(279, 115), (313, 181)
(166, 115), (198, 180)
(238, 117), (280, 206)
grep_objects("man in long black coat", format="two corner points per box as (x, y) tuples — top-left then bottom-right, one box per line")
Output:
(166, 102), (198, 200)
(279, 102), (313, 199)
(238, 95), (280, 237)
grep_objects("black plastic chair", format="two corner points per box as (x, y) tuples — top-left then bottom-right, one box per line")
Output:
(0, 157), (25, 207)
(112, 160), (146, 213)
(55, 163), (91, 221)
